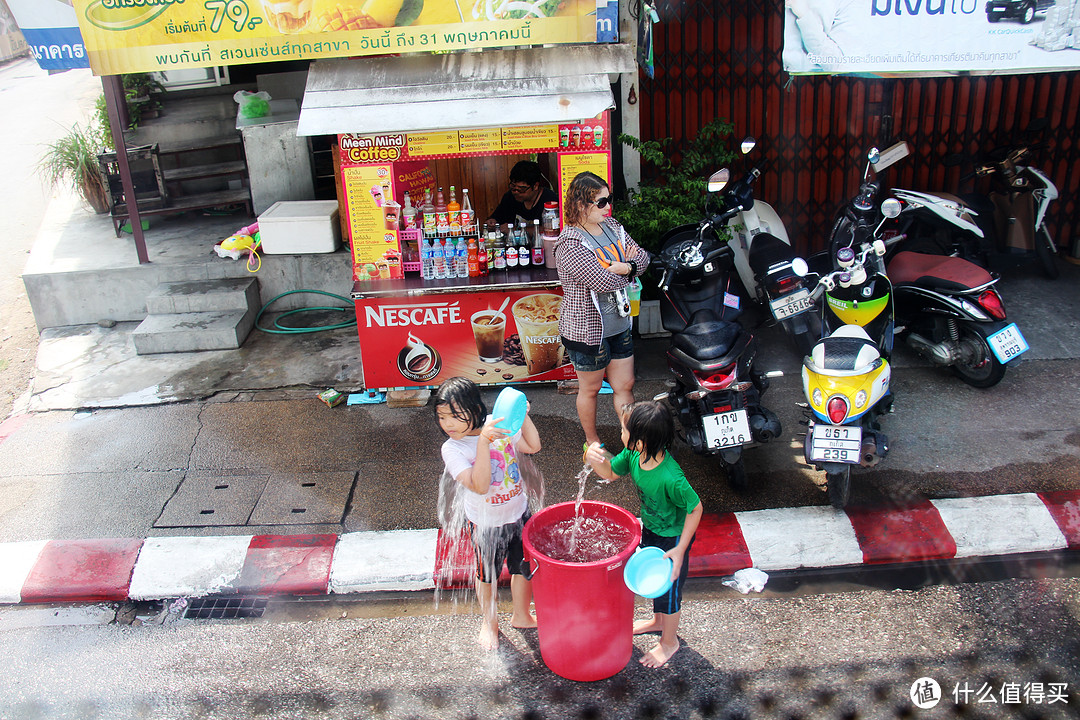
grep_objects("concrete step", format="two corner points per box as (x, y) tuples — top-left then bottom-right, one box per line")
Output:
(132, 308), (257, 354)
(145, 278), (260, 316)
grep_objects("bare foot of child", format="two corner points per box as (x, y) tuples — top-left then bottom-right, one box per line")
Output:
(510, 612), (537, 629)
(479, 622), (499, 651)
(633, 617), (662, 635)
(640, 639), (680, 668)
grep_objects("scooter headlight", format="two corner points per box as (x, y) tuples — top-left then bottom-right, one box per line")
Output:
(812, 388), (823, 406)
(827, 395), (849, 424)
(854, 390), (868, 409)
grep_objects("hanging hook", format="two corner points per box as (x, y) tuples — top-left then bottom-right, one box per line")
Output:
(628, 85), (637, 105)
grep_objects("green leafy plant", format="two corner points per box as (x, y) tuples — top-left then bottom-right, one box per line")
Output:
(616, 118), (737, 255)
(38, 121), (111, 214)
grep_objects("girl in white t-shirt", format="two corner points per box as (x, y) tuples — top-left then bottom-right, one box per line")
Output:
(434, 377), (542, 650)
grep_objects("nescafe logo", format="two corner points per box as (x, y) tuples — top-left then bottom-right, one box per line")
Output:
(396, 337), (441, 382)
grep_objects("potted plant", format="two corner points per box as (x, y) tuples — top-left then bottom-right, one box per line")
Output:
(38, 120), (112, 214)
(123, 72), (166, 127)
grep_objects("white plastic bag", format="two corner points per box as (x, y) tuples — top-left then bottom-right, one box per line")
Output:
(722, 567), (769, 594)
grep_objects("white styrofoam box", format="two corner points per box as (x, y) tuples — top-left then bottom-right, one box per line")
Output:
(258, 200), (341, 254)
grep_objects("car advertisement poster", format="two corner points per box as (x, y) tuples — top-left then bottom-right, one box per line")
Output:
(783, 0), (1080, 75)
(70, 0), (598, 76)
(354, 289), (573, 388)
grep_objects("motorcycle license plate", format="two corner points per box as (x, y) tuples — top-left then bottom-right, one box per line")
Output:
(702, 410), (752, 449)
(770, 288), (813, 320)
(809, 424), (862, 464)
(987, 323), (1029, 364)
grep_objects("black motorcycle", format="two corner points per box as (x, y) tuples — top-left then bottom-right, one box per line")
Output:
(651, 210), (782, 490)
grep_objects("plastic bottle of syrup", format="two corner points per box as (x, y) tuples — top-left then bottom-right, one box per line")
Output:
(492, 229), (507, 271)
(421, 188), (436, 234)
(435, 187), (449, 236)
(402, 191), (416, 230)
(477, 237), (488, 276)
(505, 224), (519, 268)
(531, 219), (544, 266)
(448, 186), (461, 233)
(517, 222), (530, 267)
(460, 188), (474, 233)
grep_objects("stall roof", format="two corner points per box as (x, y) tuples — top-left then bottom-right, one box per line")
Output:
(297, 44), (635, 137)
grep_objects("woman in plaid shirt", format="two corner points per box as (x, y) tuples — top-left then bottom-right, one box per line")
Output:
(553, 172), (651, 446)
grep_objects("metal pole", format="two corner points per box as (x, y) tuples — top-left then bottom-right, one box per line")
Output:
(101, 74), (150, 264)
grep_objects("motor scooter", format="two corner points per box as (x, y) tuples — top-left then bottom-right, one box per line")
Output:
(651, 198), (782, 491)
(718, 138), (819, 355)
(801, 148), (901, 508)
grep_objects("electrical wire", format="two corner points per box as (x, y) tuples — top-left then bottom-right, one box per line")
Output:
(254, 290), (357, 334)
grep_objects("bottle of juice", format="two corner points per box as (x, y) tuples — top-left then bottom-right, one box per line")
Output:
(460, 188), (474, 232)
(467, 236), (479, 277)
(448, 186), (461, 233)
(421, 188), (436, 234)
(435, 187), (449, 235)
(516, 221), (530, 267)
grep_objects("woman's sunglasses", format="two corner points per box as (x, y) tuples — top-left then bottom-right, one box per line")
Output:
(590, 196), (611, 209)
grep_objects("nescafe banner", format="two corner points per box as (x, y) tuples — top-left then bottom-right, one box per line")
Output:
(354, 288), (574, 389)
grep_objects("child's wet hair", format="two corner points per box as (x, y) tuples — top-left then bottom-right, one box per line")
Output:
(433, 376), (487, 434)
(622, 401), (674, 463)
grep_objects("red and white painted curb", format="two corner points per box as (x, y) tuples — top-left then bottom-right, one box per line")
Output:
(1, 491), (1078, 605)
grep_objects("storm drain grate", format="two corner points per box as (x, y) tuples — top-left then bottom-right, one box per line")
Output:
(184, 596), (267, 620)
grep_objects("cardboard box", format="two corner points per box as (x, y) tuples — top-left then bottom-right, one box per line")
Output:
(258, 201), (341, 254)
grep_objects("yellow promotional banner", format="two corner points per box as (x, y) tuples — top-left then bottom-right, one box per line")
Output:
(71, 0), (596, 75)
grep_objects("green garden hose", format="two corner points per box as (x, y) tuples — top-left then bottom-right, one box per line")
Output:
(255, 289), (357, 334)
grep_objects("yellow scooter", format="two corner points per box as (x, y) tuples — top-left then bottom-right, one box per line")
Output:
(799, 184), (904, 507)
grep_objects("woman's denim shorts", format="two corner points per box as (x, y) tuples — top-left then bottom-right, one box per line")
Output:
(563, 327), (635, 373)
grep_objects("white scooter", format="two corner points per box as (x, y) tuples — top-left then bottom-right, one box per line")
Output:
(716, 138), (818, 355)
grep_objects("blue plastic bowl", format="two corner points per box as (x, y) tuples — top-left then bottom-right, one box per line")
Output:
(491, 387), (527, 435)
(623, 546), (674, 598)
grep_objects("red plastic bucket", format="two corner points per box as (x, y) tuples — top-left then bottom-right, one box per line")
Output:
(522, 501), (641, 681)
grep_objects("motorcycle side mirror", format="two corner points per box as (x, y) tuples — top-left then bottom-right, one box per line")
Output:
(791, 257), (809, 277)
(881, 198), (902, 218)
(707, 169), (730, 193)
(740, 137), (756, 155)
(867, 147), (881, 165)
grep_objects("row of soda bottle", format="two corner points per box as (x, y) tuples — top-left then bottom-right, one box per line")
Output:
(420, 220), (548, 280)
(400, 185), (475, 235)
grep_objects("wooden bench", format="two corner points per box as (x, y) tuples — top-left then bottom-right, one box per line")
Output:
(107, 135), (253, 236)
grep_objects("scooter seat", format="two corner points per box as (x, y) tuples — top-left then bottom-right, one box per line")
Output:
(887, 251), (993, 291)
(672, 320), (741, 362)
(809, 326), (882, 374)
(748, 233), (794, 277)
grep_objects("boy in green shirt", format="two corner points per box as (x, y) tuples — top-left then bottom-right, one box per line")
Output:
(585, 401), (703, 668)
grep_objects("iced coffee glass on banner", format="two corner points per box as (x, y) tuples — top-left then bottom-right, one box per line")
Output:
(471, 310), (506, 364)
(512, 294), (564, 375)
(260, 0), (314, 33)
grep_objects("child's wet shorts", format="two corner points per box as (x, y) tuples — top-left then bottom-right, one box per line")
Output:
(562, 327), (635, 373)
(466, 513), (531, 583)
(642, 527), (694, 615)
